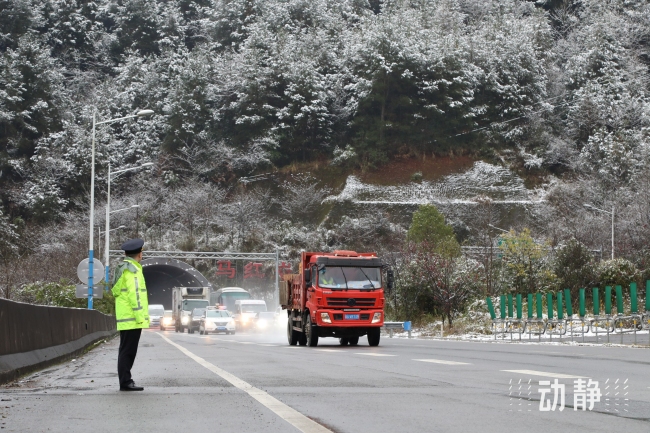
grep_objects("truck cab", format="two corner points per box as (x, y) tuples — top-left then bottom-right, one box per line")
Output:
(172, 287), (210, 333)
(282, 251), (391, 347)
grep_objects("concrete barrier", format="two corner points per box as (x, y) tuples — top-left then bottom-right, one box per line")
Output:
(0, 298), (116, 384)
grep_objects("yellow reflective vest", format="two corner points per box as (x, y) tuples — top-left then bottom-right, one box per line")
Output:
(112, 258), (149, 331)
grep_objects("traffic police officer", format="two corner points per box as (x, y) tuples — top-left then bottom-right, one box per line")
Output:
(112, 238), (149, 391)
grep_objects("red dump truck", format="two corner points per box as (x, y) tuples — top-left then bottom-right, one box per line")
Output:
(280, 251), (393, 347)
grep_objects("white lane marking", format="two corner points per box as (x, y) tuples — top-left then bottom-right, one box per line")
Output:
(238, 342), (256, 344)
(158, 334), (332, 433)
(258, 344), (278, 347)
(283, 346), (300, 349)
(316, 349), (340, 352)
(413, 359), (471, 365)
(501, 370), (588, 379)
(355, 353), (396, 357)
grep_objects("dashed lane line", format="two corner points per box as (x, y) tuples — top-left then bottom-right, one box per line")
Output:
(158, 333), (332, 433)
(355, 353), (396, 357)
(413, 359), (471, 365)
(501, 369), (588, 379)
(316, 349), (340, 352)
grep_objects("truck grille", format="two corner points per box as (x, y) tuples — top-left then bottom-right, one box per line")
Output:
(326, 297), (375, 307)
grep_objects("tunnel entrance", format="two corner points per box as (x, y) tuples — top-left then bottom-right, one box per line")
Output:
(141, 258), (212, 310)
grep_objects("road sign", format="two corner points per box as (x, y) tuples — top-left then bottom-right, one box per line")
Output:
(77, 258), (105, 285)
(75, 284), (104, 299)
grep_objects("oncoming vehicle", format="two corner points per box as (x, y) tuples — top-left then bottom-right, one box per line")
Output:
(254, 312), (276, 331)
(200, 308), (235, 335)
(148, 304), (164, 328)
(188, 307), (206, 334)
(172, 287), (210, 333)
(160, 310), (173, 330)
(211, 287), (251, 313)
(233, 300), (267, 331)
(281, 250), (391, 347)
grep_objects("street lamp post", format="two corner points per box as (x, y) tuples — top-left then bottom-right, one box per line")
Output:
(105, 163), (152, 286)
(104, 203), (140, 284)
(584, 204), (615, 260)
(88, 109), (153, 309)
(99, 225), (126, 246)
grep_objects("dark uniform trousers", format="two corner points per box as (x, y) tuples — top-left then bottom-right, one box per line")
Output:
(118, 328), (142, 387)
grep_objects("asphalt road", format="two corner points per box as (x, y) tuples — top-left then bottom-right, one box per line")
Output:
(2, 327), (649, 433)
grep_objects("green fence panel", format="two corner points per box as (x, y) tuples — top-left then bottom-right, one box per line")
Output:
(547, 293), (553, 319)
(579, 288), (585, 317)
(593, 288), (599, 315)
(500, 295), (506, 319)
(486, 297), (496, 320)
(507, 294), (513, 318)
(605, 286), (612, 315)
(536, 293), (543, 319)
(564, 289), (573, 317)
(646, 281), (650, 312)
(630, 283), (638, 313)
(557, 292), (564, 320)
(615, 285), (623, 315)
(527, 294), (533, 318)
(516, 294), (522, 319)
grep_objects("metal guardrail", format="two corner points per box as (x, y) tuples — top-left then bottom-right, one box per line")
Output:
(383, 321), (411, 338)
(488, 285), (650, 345)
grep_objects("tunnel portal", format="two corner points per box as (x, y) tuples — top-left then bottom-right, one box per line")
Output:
(141, 258), (212, 310)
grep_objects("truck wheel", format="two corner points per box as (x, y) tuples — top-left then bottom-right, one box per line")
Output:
(305, 316), (319, 347)
(339, 338), (349, 346)
(287, 320), (298, 345)
(349, 336), (359, 346)
(367, 328), (380, 346)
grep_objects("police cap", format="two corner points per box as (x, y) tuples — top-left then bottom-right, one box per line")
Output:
(121, 238), (144, 254)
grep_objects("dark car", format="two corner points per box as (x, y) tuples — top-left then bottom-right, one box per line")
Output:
(188, 308), (206, 334)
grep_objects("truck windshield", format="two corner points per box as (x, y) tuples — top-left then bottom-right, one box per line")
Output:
(318, 267), (381, 290)
(183, 300), (209, 311)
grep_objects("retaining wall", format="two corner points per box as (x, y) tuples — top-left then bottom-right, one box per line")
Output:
(0, 298), (116, 384)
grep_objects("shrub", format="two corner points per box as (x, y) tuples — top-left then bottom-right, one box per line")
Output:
(596, 258), (638, 287)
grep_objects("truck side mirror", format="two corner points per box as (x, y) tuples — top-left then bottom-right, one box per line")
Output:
(304, 268), (312, 287)
(386, 270), (394, 290)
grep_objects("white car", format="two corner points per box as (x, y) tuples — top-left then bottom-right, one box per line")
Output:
(148, 304), (165, 328)
(199, 309), (236, 335)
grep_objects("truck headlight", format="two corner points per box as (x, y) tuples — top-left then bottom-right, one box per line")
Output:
(182, 317), (189, 324)
(371, 312), (382, 323)
(320, 312), (331, 324)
